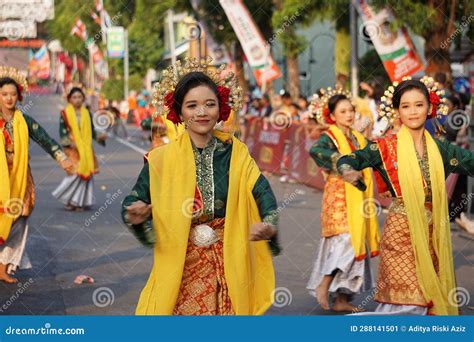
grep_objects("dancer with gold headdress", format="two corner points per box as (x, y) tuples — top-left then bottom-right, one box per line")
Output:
(337, 77), (474, 315)
(52, 86), (107, 211)
(0, 67), (73, 283)
(306, 87), (380, 312)
(121, 57), (280, 315)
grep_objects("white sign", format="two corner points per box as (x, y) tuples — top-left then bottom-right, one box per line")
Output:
(219, 0), (281, 85)
(0, 0), (54, 21)
(0, 20), (37, 39)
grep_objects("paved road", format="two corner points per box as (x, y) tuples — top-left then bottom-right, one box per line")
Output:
(0, 94), (472, 315)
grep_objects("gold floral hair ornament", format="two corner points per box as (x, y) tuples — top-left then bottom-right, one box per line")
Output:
(151, 56), (242, 123)
(380, 75), (448, 123)
(0, 66), (28, 93)
(309, 86), (352, 124)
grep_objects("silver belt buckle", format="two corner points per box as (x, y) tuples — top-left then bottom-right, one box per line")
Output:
(190, 224), (219, 247)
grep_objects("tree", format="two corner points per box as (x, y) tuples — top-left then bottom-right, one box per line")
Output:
(127, 0), (175, 76)
(180, 0), (276, 93)
(272, 0), (349, 97)
(371, 0), (473, 76)
(47, 0), (100, 55)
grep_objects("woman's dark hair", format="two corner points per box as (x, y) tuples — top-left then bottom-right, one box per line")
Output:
(392, 79), (429, 109)
(172, 72), (218, 116)
(445, 95), (460, 110)
(328, 94), (350, 114)
(67, 87), (86, 101)
(0, 77), (23, 101)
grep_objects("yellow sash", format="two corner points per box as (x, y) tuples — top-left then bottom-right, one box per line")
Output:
(136, 130), (275, 315)
(397, 125), (457, 315)
(165, 119), (184, 141)
(328, 125), (379, 259)
(65, 104), (95, 179)
(0, 110), (29, 242)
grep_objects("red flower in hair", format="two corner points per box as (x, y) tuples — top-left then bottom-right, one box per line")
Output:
(322, 107), (335, 124)
(164, 91), (181, 124)
(428, 91), (440, 119)
(217, 85), (231, 122)
(16, 84), (23, 102)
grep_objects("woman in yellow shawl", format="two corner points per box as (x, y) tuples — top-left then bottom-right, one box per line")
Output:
(306, 88), (379, 312)
(52, 87), (106, 211)
(0, 69), (73, 283)
(122, 58), (280, 315)
(338, 79), (474, 315)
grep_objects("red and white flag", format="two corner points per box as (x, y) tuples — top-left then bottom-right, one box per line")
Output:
(94, 0), (103, 12)
(90, 11), (101, 26)
(70, 18), (87, 41)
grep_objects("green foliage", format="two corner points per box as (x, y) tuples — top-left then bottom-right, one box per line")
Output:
(129, 73), (143, 91)
(358, 49), (390, 85)
(47, 0), (101, 55)
(102, 78), (124, 100)
(127, 0), (175, 75)
(370, 0), (473, 40)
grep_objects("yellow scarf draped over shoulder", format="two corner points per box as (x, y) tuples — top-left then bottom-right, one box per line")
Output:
(0, 110), (29, 242)
(165, 119), (184, 141)
(136, 130), (275, 315)
(65, 104), (94, 179)
(328, 125), (379, 260)
(397, 125), (457, 315)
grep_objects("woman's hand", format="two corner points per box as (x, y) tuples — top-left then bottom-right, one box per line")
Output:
(250, 222), (276, 241)
(125, 201), (152, 225)
(59, 158), (75, 175)
(341, 169), (363, 186)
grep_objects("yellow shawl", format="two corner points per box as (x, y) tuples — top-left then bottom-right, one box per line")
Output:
(397, 125), (457, 315)
(0, 110), (29, 242)
(65, 104), (95, 179)
(328, 125), (379, 259)
(136, 130), (275, 315)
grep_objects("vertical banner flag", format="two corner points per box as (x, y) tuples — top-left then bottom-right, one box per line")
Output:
(28, 44), (50, 79)
(219, 0), (281, 85)
(107, 27), (125, 58)
(355, 0), (424, 81)
(70, 18), (87, 41)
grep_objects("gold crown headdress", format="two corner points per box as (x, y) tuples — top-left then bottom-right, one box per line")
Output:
(380, 76), (448, 122)
(309, 86), (352, 124)
(151, 56), (242, 122)
(0, 66), (28, 92)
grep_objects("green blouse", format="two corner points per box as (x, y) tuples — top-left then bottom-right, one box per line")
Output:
(309, 132), (362, 173)
(3, 113), (65, 161)
(122, 137), (281, 255)
(336, 136), (474, 197)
